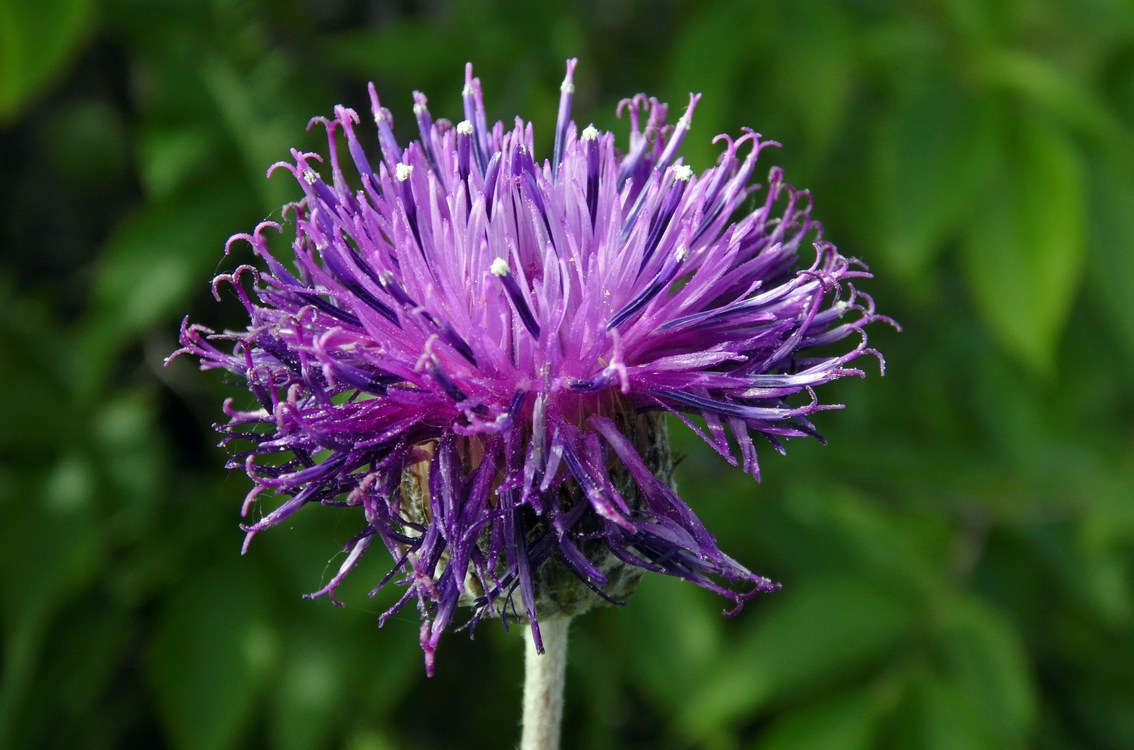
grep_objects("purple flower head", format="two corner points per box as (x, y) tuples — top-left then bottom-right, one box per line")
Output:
(171, 60), (889, 674)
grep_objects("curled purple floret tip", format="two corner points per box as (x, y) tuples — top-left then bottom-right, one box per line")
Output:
(175, 60), (890, 672)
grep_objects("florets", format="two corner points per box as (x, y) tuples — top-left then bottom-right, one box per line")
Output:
(171, 60), (889, 674)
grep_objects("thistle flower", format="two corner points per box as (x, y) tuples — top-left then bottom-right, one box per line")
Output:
(171, 59), (887, 674)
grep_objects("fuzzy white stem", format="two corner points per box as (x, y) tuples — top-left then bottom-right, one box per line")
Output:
(521, 615), (570, 750)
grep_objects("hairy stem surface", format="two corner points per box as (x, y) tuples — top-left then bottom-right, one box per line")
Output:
(521, 616), (571, 750)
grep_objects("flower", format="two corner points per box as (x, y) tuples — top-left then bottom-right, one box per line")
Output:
(171, 59), (887, 674)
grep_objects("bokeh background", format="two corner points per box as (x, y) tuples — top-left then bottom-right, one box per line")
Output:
(3, 0), (1134, 748)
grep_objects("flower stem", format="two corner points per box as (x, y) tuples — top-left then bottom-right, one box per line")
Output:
(521, 615), (571, 750)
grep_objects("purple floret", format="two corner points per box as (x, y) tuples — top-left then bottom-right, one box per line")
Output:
(171, 60), (889, 674)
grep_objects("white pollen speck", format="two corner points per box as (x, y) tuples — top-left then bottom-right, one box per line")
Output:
(490, 257), (511, 276)
(560, 80), (575, 94)
(581, 125), (599, 141)
(677, 113), (691, 130)
(463, 83), (474, 97)
(413, 103), (425, 116)
(675, 247), (689, 262)
(457, 120), (474, 136)
(396, 163), (413, 182)
(303, 169), (317, 185)
(674, 164), (693, 181)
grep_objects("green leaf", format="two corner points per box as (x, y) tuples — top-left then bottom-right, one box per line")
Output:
(625, 576), (723, 711)
(43, 604), (131, 731)
(667, 0), (772, 170)
(1086, 157), (1134, 362)
(755, 690), (881, 750)
(202, 55), (313, 209)
(1025, 521), (1134, 630)
(0, 480), (106, 748)
(92, 392), (165, 503)
(769, 3), (856, 166)
(981, 50), (1131, 152)
(679, 577), (912, 739)
(936, 598), (1038, 747)
(0, 290), (77, 450)
(874, 76), (997, 284)
(779, 484), (950, 598)
(148, 561), (278, 750)
(76, 178), (251, 393)
(269, 622), (348, 750)
(41, 99), (130, 187)
(319, 21), (477, 84)
(894, 669), (998, 750)
(267, 606), (420, 750)
(0, 0), (95, 121)
(138, 124), (220, 200)
(960, 114), (1086, 373)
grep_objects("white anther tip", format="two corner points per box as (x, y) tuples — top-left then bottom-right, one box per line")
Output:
(490, 257), (511, 276)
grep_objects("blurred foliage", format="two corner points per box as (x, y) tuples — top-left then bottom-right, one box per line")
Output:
(2, 0), (1133, 748)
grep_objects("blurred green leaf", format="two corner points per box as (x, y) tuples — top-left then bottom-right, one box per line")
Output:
(779, 484), (951, 597)
(148, 562), (278, 750)
(77, 179), (250, 393)
(42, 99), (130, 186)
(936, 598), (1037, 747)
(569, 608), (638, 750)
(269, 621), (349, 750)
(0, 288), (79, 454)
(1086, 157), (1134, 362)
(0, 0), (95, 121)
(668, 0), (771, 169)
(1064, 653), (1134, 750)
(1082, 462), (1134, 555)
(960, 113), (1085, 373)
(1078, 549), (1134, 630)
(202, 54), (313, 209)
(624, 576), (723, 710)
(894, 669), (998, 750)
(267, 604), (421, 750)
(0, 484), (107, 748)
(1027, 522), (1134, 630)
(138, 124), (221, 200)
(679, 577), (912, 739)
(874, 75), (997, 284)
(770, 2), (856, 165)
(93, 392), (165, 502)
(46, 603), (132, 729)
(320, 20), (479, 84)
(936, 0), (1015, 48)
(754, 690), (881, 750)
(981, 50), (1132, 152)
(343, 729), (399, 750)
(0, 472), (107, 631)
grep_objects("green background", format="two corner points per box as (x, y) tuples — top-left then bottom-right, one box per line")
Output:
(2, 0), (1133, 748)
